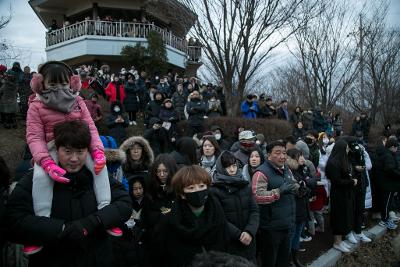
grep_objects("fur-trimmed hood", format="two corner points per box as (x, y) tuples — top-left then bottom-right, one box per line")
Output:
(286, 156), (299, 171)
(105, 148), (126, 163)
(119, 136), (154, 166)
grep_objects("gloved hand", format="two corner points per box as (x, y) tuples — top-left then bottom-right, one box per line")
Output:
(59, 215), (101, 241)
(278, 182), (296, 194)
(41, 159), (69, 184)
(91, 150), (106, 175)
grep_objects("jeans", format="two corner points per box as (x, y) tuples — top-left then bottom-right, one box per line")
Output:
(291, 222), (305, 250)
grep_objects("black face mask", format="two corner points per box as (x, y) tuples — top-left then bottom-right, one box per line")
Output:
(184, 188), (209, 208)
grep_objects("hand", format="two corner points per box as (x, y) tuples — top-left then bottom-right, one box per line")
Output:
(278, 182), (296, 194)
(59, 215), (100, 241)
(353, 179), (358, 186)
(41, 159), (69, 184)
(355, 166), (365, 172)
(91, 150), (106, 175)
(239, 232), (252, 246)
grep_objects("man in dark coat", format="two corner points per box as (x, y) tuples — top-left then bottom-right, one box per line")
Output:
(171, 83), (187, 121)
(378, 138), (400, 229)
(276, 100), (289, 121)
(4, 120), (132, 267)
(185, 90), (207, 137)
(251, 141), (298, 267)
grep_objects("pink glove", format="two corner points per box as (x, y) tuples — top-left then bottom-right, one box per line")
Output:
(91, 150), (106, 175)
(41, 159), (69, 184)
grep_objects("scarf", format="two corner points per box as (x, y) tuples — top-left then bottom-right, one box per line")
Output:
(170, 195), (227, 247)
(39, 86), (77, 113)
(200, 155), (216, 169)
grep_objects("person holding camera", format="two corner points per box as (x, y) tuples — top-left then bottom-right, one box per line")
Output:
(345, 137), (372, 243)
(286, 148), (317, 267)
(326, 140), (358, 253)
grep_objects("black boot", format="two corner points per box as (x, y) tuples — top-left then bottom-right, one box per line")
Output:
(292, 249), (304, 267)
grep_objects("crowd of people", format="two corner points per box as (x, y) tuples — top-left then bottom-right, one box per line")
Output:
(0, 60), (399, 267)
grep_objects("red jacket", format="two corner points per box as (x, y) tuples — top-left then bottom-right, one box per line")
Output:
(105, 82), (125, 103)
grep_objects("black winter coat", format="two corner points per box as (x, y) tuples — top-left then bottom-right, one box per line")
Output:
(152, 194), (230, 267)
(211, 162), (259, 260)
(107, 111), (129, 146)
(287, 158), (317, 223)
(379, 147), (400, 192)
(186, 99), (206, 126)
(171, 92), (186, 120)
(143, 124), (169, 157)
(4, 168), (132, 267)
(326, 159), (355, 235)
(144, 100), (162, 125)
(123, 81), (140, 112)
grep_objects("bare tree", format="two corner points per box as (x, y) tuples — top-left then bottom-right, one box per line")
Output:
(289, 0), (359, 112)
(174, 0), (315, 116)
(0, 3), (15, 64)
(352, 4), (400, 123)
(268, 63), (309, 107)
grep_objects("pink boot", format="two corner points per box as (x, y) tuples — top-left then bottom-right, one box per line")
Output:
(23, 245), (43, 255)
(106, 227), (123, 237)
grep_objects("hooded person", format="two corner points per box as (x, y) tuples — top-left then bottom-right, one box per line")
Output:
(234, 130), (257, 168)
(210, 125), (231, 151)
(118, 136), (155, 190)
(107, 101), (129, 146)
(210, 151), (259, 262)
(144, 117), (169, 157)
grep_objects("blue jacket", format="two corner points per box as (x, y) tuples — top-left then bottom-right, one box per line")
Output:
(241, 101), (259, 118)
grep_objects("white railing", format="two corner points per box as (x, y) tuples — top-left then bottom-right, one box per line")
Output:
(46, 19), (196, 54)
(187, 46), (202, 63)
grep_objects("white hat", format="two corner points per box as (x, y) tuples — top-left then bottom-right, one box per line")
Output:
(239, 130), (255, 141)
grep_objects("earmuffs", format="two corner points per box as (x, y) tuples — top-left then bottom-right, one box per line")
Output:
(30, 61), (81, 94)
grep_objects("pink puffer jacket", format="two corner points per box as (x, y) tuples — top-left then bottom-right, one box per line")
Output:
(26, 95), (104, 165)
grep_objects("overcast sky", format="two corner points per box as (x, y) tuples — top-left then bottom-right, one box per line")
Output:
(0, 0), (399, 71)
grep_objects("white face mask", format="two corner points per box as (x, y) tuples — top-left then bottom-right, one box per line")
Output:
(214, 133), (221, 140)
(323, 138), (329, 145)
(114, 107), (121, 113)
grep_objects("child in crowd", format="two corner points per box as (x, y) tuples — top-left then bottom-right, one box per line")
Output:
(126, 176), (146, 228)
(26, 61), (121, 255)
